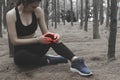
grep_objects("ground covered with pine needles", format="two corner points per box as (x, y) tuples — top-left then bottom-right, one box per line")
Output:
(0, 22), (120, 80)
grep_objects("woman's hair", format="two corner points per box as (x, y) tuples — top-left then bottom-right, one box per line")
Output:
(16, 0), (41, 6)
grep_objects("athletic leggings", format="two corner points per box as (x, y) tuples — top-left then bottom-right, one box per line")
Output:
(14, 42), (75, 66)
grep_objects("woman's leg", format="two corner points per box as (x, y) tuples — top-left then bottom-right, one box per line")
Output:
(50, 42), (75, 61)
(14, 43), (68, 66)
(14, 50), (48, 66)
(14, 43), (50, 66)
(50, 42), (93, 76)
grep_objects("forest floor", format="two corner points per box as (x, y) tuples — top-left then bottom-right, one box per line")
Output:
(0, 21), (120, 80)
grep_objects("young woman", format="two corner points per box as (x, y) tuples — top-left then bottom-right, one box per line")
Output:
(6, 0), (92, 76)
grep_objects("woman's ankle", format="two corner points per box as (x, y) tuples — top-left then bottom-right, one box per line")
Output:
(71, 56), (79, 62)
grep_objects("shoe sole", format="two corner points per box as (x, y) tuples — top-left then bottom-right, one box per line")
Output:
(70, 67), (93, 76)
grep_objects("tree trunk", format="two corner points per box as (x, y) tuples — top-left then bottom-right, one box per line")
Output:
(63, 0), (66, 25)
(80, 0), (84, 29)
(51, 0), (54, 27)
(119, 6), (120, 20)
(54, 0), (57, 28)
(84, 0), (89, 31)
(57, 0), (60, 24)
(76, 0), (79, 21)
(0, 1), (3, 37)
(44, 0), (49, 29)
(93, 0), (100, 39)
(70, 0), (73, 26)
(3, 0), (7, 29)
(107, 0), (117, 62)
(99, 0), (104, 25)
(106, 0), (110, 27)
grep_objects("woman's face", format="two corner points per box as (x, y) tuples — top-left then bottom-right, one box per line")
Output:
(24, 1), (40, 12)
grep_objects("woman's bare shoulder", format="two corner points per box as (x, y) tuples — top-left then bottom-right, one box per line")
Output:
(6, 8), (16, 19)
(34, 7), (43, 13)
(34, 7), (44, 18)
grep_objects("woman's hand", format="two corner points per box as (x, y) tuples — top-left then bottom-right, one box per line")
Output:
(43, 32), (60, 43)
(38, 35), (53, 44)
(52, 33), (60, 43)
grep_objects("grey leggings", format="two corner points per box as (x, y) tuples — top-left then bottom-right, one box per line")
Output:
(14, 42), (75, 66)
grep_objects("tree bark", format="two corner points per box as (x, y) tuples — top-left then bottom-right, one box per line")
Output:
(63, 0), (66, 25)
(107, 0), (117, 62)
(80, 0), (84, 29)
(106, 0), (110, 27)
(57, 0), (60, 24)
(44, 0), (49, 29)
(3, 0), (7, 29)
(99, 0), (104, 25)
(76, 0), (79, 21)
(70, 0), (73, 26)
(0, 0), (3, 37)
(54, 0), (57, 28)
(93, 0), (100, 39)
(51, 0), (54, 27)
(84, 0), (89, 31)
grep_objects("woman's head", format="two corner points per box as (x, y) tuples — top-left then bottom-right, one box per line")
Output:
(16, 0), (41, 12)
(16, 0), (41, 6)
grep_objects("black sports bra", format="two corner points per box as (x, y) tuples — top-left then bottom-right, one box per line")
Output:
(15, 7), (38, 37)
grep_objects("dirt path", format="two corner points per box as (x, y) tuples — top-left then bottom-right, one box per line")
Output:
(0, 22), (120, 80)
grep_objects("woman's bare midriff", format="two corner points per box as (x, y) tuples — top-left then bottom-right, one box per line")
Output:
(18, 33), (37, 39)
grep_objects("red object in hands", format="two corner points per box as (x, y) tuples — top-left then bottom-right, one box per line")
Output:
(44, 33), (56, 40)
(44, 32), (59, 43)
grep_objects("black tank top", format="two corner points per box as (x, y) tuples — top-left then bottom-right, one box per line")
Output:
(15, 7), (38, 37)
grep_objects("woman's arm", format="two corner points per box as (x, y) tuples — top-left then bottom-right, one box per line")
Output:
(34, 7), (61, 42)
(6, 9), (46, 46)
(35, 7), (49, 34)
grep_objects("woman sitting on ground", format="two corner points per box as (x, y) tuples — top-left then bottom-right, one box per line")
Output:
(6, 0), (93, 76)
